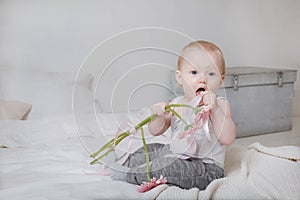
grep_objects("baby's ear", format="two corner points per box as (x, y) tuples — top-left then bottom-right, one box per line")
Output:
(220, 74), (225, 83)
(218, 74), (225, 87)
(175, 70), (183, 85)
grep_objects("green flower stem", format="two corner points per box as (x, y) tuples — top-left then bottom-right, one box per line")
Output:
(90, 114), (157, 165)
(166, 104), (196, 111)
(140, 127), (150, 182)
(90, 131), (129, 158)
(90, 132), (130, 165)
(90, 139), (114, 158)
(90, 103), (195, 165)
(90, 147), (115, 165)
(166, 108), (189, 126)
(114, 132), (130, 145)
(135, 114), (157, 130)
(90, 131), (130, 164)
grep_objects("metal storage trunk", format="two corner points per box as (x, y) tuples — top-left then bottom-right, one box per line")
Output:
(218, 66), (297, 138)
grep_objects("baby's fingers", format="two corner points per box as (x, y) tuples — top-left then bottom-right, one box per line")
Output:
(151, 103), (167, 116)
(202, 92), (217, 109)
(198, 91), (209, 106)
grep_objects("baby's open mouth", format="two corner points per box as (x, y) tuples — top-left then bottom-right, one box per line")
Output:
(196, 87), (205, 96)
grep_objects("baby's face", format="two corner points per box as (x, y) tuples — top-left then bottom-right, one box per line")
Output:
(176, 47), (224, 101)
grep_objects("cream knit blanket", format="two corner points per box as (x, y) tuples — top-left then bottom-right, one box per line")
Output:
(140, 142), (300, 199)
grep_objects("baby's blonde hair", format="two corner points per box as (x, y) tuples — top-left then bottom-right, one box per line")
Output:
(177, 40), (226, 76)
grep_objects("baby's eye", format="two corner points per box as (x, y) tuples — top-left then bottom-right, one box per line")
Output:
(208, 72), (216, 76)
(191, 70), (197, 75)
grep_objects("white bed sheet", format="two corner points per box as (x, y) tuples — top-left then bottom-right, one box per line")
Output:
(0, 116), (145, 200)
(1, 116), (300, 200)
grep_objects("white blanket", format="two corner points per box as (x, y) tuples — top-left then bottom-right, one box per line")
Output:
(1, 117), (300, 199)
(147, 143), (300, 200)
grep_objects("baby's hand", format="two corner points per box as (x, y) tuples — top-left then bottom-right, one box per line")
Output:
(151, 102), (168, 116)
(201, 91), (217, 110)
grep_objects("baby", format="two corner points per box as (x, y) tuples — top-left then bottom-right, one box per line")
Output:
(111, 40), (236, 190)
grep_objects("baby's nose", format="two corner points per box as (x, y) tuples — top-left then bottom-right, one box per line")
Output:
(197, 74), (206, 83)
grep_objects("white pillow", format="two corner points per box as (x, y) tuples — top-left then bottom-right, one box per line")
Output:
(0, 66), (94, 119)
(0, 99), (32, 120)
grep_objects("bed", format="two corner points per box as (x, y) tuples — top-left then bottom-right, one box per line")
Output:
(1, 66), (300, 199)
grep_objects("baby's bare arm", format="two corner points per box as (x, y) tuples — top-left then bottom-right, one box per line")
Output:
(148, 102), (171, 136)
(210, 98), (236, 145)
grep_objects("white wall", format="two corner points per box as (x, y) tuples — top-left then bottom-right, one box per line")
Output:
(1, 0), (300, 115)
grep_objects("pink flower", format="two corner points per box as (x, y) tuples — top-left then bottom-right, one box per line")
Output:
(176, 104), (213, 159)
(194, 105), (212, 124)
(137, 175), (167, 193)
(179, 105), (212, 139)
(178, 125), (201, 139)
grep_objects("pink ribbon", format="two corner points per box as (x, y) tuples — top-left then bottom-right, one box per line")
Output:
(177, 104), (212, 159)
(195, 105), (212, 141)
(114, 127), (122, 145)
(127, 123), (137, 150)
(116, 124), (137, 165)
